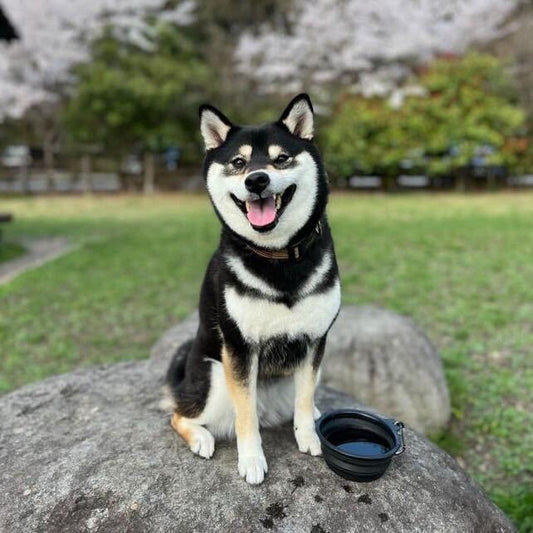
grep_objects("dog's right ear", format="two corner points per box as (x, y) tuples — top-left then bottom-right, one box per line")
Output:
(199, 104), (233, 150)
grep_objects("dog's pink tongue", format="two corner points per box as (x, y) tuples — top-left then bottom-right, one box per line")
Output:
(246, 197), (276, 227)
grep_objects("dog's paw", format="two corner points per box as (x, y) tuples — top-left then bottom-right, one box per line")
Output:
(295, 425), (322, 456)
(189, 426), (215, 459)
(238, 454), (268, 485)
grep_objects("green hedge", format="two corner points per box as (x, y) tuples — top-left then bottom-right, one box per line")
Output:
(323, 53), (528, 183)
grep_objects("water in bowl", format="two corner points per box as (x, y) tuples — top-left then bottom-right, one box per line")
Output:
(337, 440), (389, 456)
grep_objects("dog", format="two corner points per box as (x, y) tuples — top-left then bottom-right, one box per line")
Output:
(162, 94), (341, 484)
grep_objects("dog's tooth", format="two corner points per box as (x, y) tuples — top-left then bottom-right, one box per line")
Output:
(245, 201), (250, 212)
(275, 195), (281, 209)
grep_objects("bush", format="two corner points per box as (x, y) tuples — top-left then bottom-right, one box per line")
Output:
(323, 53), (527, 184)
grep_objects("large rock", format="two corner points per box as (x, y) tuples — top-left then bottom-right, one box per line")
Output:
(322, 306), (450, 434)
(152, 307), (451, 435)
(0, 337), (514, 532)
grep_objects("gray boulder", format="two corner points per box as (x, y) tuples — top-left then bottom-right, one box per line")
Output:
(322, 306), (450, 434)
(0, 338), (514, 532)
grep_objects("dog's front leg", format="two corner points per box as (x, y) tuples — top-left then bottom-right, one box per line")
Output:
(222, 344), (267, 485)
(293, 340), (325, 456)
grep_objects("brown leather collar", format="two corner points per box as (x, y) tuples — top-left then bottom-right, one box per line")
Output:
(245, 221), (323, 262)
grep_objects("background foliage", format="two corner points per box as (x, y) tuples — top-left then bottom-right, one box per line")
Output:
(323, 53), (527, 182)
(2, 0), (533, 186)
(62, 23), (209, 163)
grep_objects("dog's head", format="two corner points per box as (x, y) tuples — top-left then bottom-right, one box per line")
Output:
(199, 94), (328, 249)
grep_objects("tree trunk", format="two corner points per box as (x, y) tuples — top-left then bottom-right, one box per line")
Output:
(384, 175), (397, 192)
(20, 162), (31, 195)
(143, 152), (155, 194)
(487, 168), (496, 191)
(80, 154), (92, 194)
(455, 172), (467, 192)
(43, 130), (55, 192)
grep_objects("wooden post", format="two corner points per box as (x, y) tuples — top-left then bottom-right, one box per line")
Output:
(80, 154), (92, 194)
(143, 152), (155, 194)
(43, 129), (55, 192)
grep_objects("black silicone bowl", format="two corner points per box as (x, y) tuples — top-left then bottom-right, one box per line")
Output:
(316, 409), (405, 482)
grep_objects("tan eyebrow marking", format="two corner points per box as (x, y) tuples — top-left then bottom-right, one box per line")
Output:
(268, 145), (284, 159)
(238, 144), (252, 159)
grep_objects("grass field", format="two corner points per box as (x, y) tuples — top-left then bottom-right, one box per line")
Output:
(1, 192), (532, 530)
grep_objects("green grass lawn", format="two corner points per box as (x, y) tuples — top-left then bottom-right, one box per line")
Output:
(1, 192), (532, 530)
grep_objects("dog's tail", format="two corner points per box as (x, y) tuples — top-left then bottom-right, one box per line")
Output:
(159, 338), (194, 412)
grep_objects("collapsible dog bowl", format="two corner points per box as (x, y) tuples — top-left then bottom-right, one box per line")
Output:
(316, 409), (405, 482)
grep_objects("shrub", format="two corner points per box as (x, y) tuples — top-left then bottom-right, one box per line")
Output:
(323, 53), (527, 184)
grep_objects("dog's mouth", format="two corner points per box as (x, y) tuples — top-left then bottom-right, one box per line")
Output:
(231, 184), (296, 232)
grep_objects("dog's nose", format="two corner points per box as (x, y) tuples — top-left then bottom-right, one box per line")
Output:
(245, 172), (270, 195)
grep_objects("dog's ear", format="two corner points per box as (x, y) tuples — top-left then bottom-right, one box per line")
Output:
(278, 93), (314, 140)
(199, 104), (233, 150)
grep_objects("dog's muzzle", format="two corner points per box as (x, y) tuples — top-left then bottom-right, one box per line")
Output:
(230, 179), (297, 233)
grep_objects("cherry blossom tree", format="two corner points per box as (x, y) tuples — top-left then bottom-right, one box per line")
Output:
(0, 0), (194, 119)
(235, 0), (521, 96)
(0, 0), (193, 187)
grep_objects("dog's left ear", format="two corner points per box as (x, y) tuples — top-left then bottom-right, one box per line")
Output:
(278, 93), (314, 140)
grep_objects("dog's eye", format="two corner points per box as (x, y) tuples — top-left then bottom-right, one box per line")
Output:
(231, 157), (246, 170)
(274, 154), (290, 165)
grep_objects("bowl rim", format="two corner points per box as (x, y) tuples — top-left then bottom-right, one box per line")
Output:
(315, 408), (404, 461)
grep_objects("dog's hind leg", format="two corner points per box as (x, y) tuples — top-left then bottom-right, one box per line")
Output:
(171, 412), (215, 459)
(164, 340), (218, 459)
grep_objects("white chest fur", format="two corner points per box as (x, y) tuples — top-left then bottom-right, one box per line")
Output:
(224, 279), (341, 342)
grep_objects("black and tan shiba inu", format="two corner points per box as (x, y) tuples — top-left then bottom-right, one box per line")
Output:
(162, 94), (341, 484)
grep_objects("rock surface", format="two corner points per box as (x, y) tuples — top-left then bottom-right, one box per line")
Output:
(322, 306), (450, 434)
(0, 326), (514, 533)
(152, 307), (451, 435)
